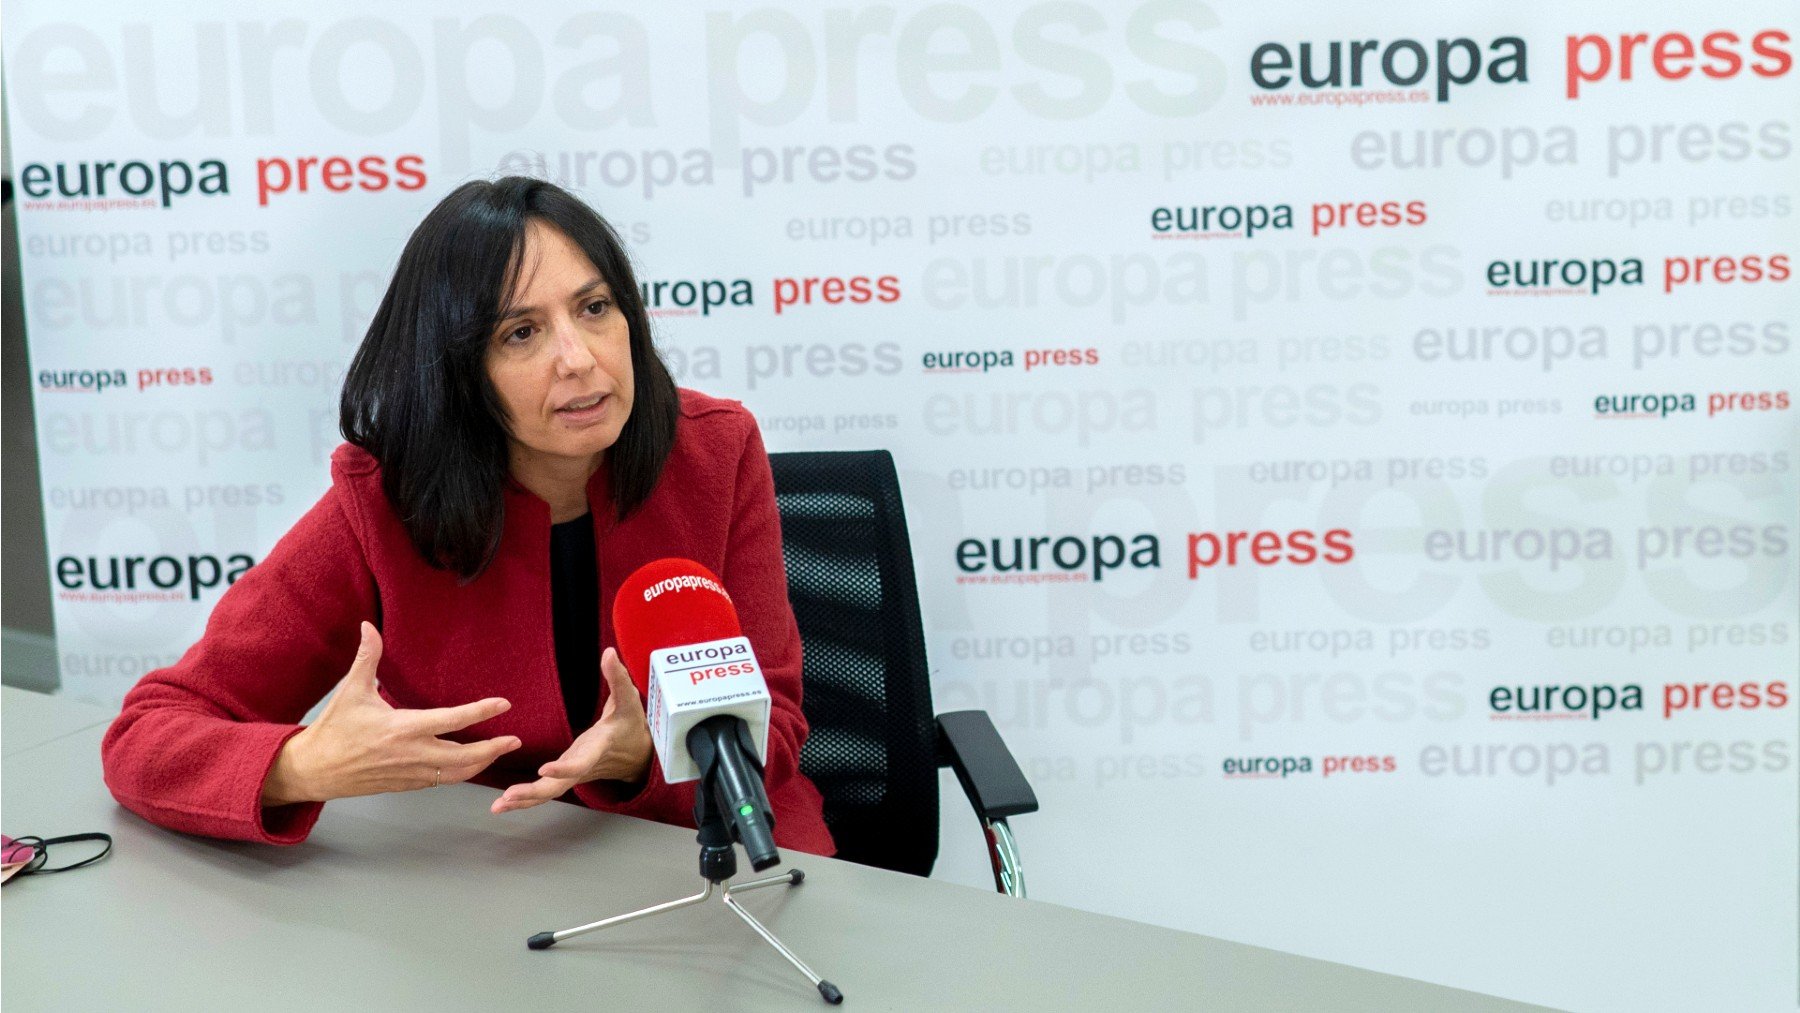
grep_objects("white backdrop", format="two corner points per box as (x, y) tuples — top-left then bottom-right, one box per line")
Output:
(6, 3), (1797, 1010)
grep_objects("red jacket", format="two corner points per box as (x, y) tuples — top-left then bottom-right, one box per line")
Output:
(100, 390), (835, 856)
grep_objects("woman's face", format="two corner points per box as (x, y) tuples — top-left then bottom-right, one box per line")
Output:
(485, 219), (635, 479)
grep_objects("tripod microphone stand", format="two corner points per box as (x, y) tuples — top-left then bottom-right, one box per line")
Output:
(525, 730), (843, 1005)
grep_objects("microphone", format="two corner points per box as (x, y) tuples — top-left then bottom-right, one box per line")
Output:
(613, 559), (779, 871)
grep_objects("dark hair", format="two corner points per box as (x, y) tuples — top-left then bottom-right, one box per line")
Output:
(340, 176), (678, 579)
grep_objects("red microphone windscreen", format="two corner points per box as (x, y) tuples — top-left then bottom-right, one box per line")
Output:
(613, 558), (743, 697)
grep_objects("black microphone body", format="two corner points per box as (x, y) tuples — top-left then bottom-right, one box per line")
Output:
(687, 715), (780, 872)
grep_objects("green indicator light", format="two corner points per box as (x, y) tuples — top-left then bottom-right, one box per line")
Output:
(739, 804), (754, 816)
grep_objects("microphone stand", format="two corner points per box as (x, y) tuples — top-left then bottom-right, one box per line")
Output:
(525, 777), (843, 1006)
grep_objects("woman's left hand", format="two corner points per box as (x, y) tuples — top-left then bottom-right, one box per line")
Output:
(491, 647), (651, 814)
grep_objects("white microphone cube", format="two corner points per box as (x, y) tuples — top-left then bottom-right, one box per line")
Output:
(645, 635), (772, 784)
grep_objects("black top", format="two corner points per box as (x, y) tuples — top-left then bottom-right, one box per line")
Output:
(549, 513), (599, 737)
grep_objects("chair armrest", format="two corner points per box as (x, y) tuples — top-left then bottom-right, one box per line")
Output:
(935, 710), (1038, 820)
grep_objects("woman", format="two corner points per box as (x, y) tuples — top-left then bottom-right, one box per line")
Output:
(99, 177), (835, 856)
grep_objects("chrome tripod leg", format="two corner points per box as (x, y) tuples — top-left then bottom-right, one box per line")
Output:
(731, 867), (806, 894)
(526, 868), (838, 1004)
(723, 874), (842, 1005)
(527, 882), (714, 949)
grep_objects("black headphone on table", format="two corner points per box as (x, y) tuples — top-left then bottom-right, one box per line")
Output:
(2, 832), (112, 880)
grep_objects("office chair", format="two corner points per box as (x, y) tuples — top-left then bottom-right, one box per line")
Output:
(769, 450), (1038, 897)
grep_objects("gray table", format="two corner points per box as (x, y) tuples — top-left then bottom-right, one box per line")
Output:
(2, 684), (113, 757)
(1, 688), (1545, 1011)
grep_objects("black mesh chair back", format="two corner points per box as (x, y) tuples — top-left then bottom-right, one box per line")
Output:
(769, 451), (940, 877)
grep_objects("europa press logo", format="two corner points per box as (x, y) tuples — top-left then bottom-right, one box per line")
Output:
(1485, 256), (1644, 296)
(638, 277), (755, 317)
(1150, 200), (1427, 239)
(1564, 29), (1792, 99)
(1489, 682), (1645, 721)
(1486, 253), (1790, 296)
(1592, 390), (1790, 419)
(1248, 35), (1529, 106)
(16, 158), (228, 211)
(1149, 203), (1293, 239)
(37, 367), (214, 395)
(954, 532), (1161, 584)
(922, 346), (1099, 375)
(37, 368), (129, 394)
(1221, 754), (1398, 780)
(17, 153), (428, 211)
(54, 551), (256, 604)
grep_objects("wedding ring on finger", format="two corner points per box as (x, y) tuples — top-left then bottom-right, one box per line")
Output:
(434, 767), (441, 788)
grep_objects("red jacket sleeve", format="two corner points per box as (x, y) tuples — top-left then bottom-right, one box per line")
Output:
(99, 487), (378, 844)
(576, 411), (834, 855)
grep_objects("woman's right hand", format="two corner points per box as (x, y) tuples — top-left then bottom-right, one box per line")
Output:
(261, 622), (521, 806)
